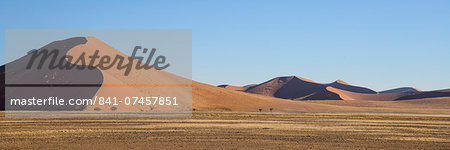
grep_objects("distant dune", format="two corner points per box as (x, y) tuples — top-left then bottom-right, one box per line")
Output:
(380, 87), (421, 93)
(218, 76), (450, 101)
(328, 80), (376, 94)
(396, 90), (450, 100)
(435, 89), (450, 92)
(243, 84), (257, 87)
(245, 76), (325, 100)
(217, 85), (249, 91)
(326, 86), (412, 101)
(221, 76), (379, 100)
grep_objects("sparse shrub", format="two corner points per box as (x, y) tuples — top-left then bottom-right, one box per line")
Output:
(258, 109), (262, 112)
(94, 107), (101, 111)
(110, 107), (117, 111)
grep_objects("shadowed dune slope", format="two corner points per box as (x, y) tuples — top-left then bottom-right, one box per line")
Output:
(245, 76), (325, 100)
(299, 87), (342, 100)
(327, 80), (376, 94)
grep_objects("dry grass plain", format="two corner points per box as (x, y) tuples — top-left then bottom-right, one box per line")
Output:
(1, 112), (449, 149)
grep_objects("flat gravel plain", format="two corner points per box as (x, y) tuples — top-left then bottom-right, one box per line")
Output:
(1, 112), (449, 149)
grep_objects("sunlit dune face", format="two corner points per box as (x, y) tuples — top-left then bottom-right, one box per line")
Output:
(64, 37), (192, 112)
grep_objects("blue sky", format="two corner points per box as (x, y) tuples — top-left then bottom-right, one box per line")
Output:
(1, 0), (449, 91)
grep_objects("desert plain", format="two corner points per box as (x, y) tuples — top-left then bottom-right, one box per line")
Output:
(1, 98), (449, 149)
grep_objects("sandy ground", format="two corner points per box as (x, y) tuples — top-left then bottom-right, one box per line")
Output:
(1, 112), (449, 149)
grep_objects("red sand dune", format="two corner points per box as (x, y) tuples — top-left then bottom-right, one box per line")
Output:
(226, 76), (378, 100)
(66, 37), (192, 112)
(1, 36), (193, 112)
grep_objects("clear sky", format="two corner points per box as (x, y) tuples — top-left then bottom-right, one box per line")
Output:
(1, 0), (449, 91)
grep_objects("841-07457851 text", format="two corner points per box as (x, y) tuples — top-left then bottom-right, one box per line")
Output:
(9, 96), (179, 106)
(94, 96), (178, 106)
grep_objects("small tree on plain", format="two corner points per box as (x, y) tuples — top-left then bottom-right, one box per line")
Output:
(258, 109), (262, 112)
